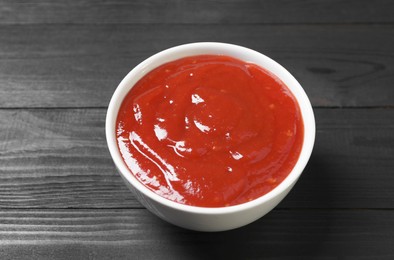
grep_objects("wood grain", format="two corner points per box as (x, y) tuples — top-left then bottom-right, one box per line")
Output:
(0, 108), (393, 209)
(0, 0), (393, 25)
(1, 24), (393, 108)
(0, 209), (393, 259)
(0, 109), (137, 208)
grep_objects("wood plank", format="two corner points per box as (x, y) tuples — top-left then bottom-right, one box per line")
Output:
(0, 108), (393, 209)
(1, 24), (393, 108)
(0, 209), (393, 259)
(0, 109), (138, 208)
(0, 0), (393, 25)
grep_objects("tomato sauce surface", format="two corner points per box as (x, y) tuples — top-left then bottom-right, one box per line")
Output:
(116, 55), (304, 207)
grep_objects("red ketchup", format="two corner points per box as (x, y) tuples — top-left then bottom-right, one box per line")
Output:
(116, 55), (304, 207)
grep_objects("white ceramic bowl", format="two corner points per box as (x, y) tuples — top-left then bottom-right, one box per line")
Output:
(106, 42), (315, 232)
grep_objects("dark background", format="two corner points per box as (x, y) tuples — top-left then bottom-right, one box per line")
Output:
(0, 1), (393, 259)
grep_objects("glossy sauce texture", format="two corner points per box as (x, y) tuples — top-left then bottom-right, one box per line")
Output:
(116, 55), (304, 207)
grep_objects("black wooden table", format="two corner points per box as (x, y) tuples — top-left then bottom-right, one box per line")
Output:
(1, 1), (393, 259)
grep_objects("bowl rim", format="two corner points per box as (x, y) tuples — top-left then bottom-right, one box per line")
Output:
(106, 42), (315, 215)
